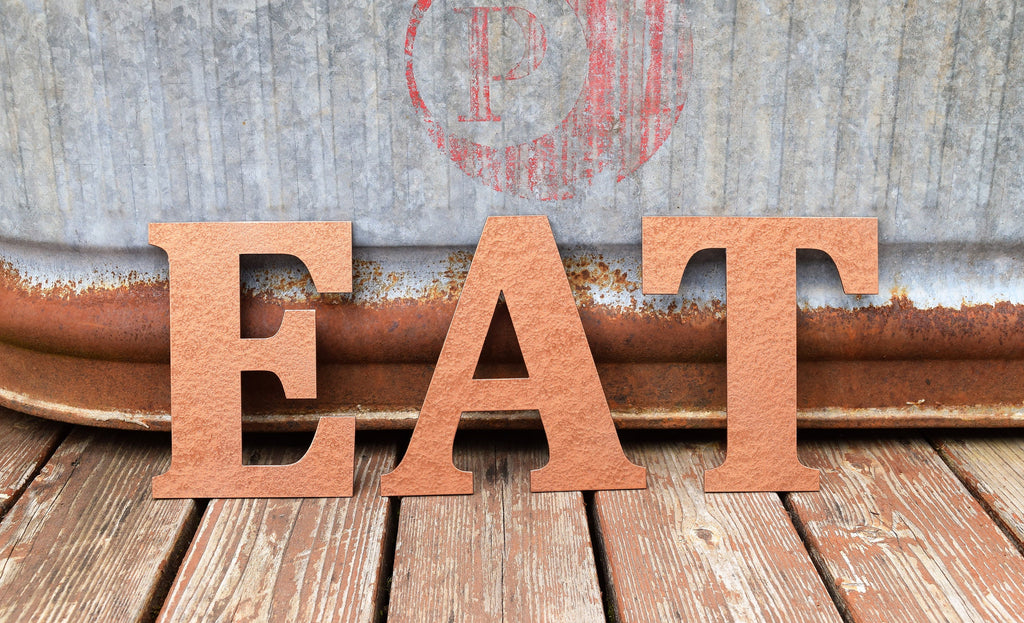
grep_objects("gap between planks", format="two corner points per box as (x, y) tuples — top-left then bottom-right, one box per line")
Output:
(0, 407), (67, 519)
(156, 434), (400, 623)
(591, 434), (841, 623)
(0, 427), (199, 622)
(930, 432), (1024, 557)
(387, 432), (606, 623)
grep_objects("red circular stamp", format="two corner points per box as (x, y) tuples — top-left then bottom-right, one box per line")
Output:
(406, 0), (693, 200)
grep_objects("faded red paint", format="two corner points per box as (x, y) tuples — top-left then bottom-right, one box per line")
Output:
(406, 0), (692, 199)
(455, 6), (547, 122)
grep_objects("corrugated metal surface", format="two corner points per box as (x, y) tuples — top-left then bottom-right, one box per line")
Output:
(1, 0), (1021, 246)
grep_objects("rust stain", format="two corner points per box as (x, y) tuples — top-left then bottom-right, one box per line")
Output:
(5, 249), (1024, 429)
(0, 258), (170, 363)
(5, 253), (1024, 365)
(799, 298), (1024, 361)
(4, 339), (1024, 432)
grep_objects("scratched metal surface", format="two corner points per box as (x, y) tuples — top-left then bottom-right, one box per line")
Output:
(0, 0), (1021, 248)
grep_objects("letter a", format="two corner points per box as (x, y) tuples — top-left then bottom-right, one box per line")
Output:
(151, 222), (355, 498)
(380, 216), (646, 495)
(643, 217), (877, 492)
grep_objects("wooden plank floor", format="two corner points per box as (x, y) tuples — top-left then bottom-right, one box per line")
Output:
(789, 436), (1024, 622)
(2, 417), (1024, 622)
(157, 438), (399, 623)
(388, 436), (605, 623)
(592, 441), (840, 622)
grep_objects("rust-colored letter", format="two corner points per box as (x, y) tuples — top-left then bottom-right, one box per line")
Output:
(380, 216), (646, 496)
(643, 217), (877, 492)
(150, 222), (355, 498)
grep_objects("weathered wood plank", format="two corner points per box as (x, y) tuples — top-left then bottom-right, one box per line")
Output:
(789, 436), (1024, 623)
(388, 436), (604, 622)
(593, 439), (841, 622)
(0, 428), (197, 622)
(0, 408), (65, 516)
(157, 438), (398, 623)
(933, 434), (1024, 548)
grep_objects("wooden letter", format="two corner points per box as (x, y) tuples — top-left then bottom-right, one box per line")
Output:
(643, 217), (877, 492)
(150, 222), (355, 498)
(380, 216), (646, 496)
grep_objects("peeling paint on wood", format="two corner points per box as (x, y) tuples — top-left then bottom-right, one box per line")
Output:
(789, 436), (1024, 623)
(592, 440), (842, 622)
(933, 435), (1024, 550)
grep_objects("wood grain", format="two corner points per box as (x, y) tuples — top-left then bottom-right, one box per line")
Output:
(0, 428), (197, 622)
(0, 408), (64, 516)
(388, 436), (604, 623)
(789, 436), (1024, 622)
(158, 438), (398, 623)
(933, 434), (1024, 547)
(593, 440), (841, 622)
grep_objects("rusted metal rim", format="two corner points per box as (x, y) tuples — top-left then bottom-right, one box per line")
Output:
(2, 338), (1023, 431)
(3, 244), (1024, 364)
(3, 242), (1024, 429)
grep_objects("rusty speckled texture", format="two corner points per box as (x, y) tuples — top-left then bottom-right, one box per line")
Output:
(644, 217), (878, 492)
(7, 250), (1024, 365)
(381, 216), (645, 495)
(2, 245), (1024, 430)
(150, 222), (355, 499)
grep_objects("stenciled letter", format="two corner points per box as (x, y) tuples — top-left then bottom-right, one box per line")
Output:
(380, 216), (646, 495)
(151, 222), (355, 498)
(643, 217), (877, 492)
(455, 6), (547, 122)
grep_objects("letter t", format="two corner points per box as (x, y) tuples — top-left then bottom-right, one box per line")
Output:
(643, 217), (877, 492)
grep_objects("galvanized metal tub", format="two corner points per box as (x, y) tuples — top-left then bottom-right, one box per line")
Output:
(1, 0), (1022, 429)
